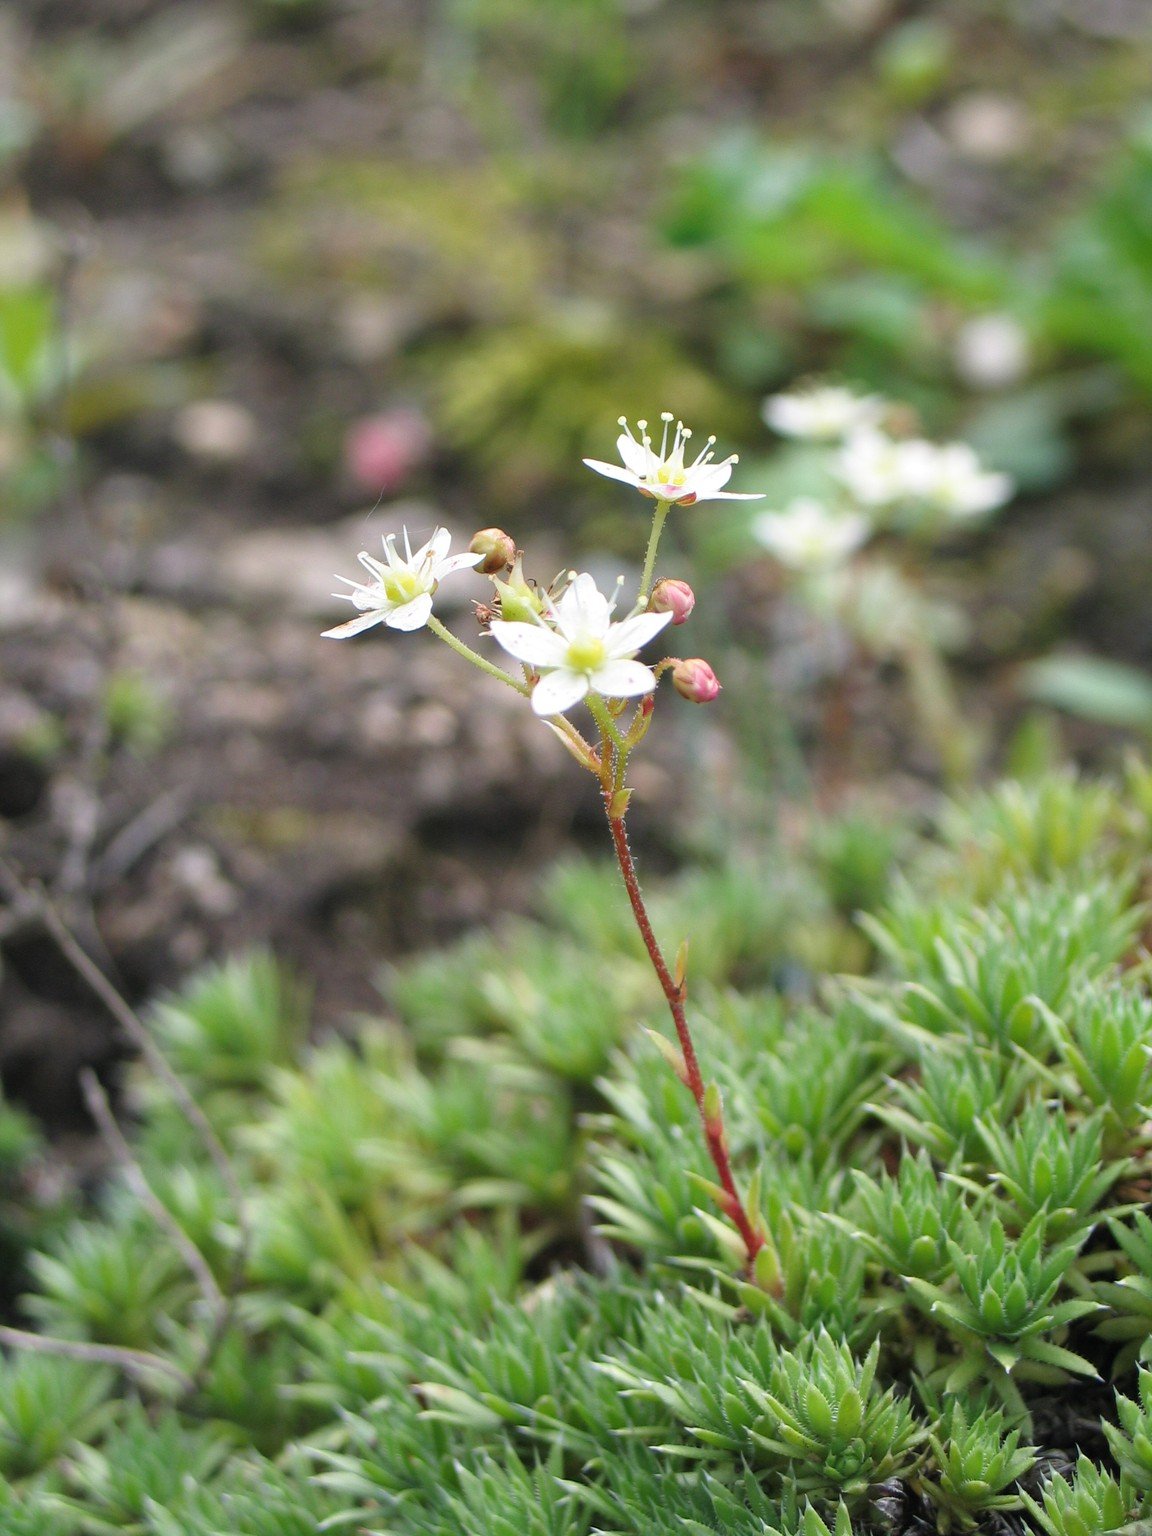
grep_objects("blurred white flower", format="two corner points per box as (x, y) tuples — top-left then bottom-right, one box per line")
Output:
(904, 442), (1014, 518)
(490, 571), (672, 716)
(753, 498), (869, 570)
(837, 430), (927, 507)
(763, 384), (885, 442)
(838, 430), (1013, 520)
(954, 314), (1029, 391)
(323, 527), (481, 637)
(584, 413), (763, 505)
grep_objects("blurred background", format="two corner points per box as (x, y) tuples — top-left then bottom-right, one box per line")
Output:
(1, 0), (1151, 1125)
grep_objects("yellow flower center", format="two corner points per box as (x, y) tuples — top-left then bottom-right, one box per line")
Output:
(383, 569), (427, 604)
(565, 636), (607, 673)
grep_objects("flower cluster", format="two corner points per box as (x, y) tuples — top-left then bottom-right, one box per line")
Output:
(326, 413), (750, 731)
(755, 382), (1014, 576)
(838, 430), (1012, 519)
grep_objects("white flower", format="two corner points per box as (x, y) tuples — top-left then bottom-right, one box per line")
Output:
(763, 385), (885, 442)
(753, 498), (869, 571)
(837, 430), (929, 508)
(583, 413), (763, 505)
(904, 442), (1014, 519)
(838, 430), (1013, 520)
(490, 571), (673, 717)
(954, 314), (1029, 391)
(323, 527), (481, 637)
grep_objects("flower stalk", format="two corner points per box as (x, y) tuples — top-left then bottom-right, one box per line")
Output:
(595, 719), (767, 1276)
(637, 499), (670, 605)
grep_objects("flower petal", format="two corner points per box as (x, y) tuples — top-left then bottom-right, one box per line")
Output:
(616, 433), (649, 476)
(406, 527), (449, 566)
(688, 461), (734, 494)
(531, 668), (590, 717)
(489, 620), (568, 668)
(605, 609), (673, 658)
(383, 593), (434, 631)
(583, 457), (641, 488)
(432, 551), (484, 579)
(590, 659), (657, 699)
(322, 611), (384, 639)
(700, 490), (766, 501)
(555, 572), (612, 637)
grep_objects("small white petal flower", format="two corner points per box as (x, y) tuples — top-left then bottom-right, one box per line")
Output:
(753, 498), (870, 571)
(323, 526), (481, 638)
(837, 431), (1013, 521)
(954, 313), (1029, 391)
(909, 442), (1014, 518)
(584, 413), (764, 505)
(836, 430), (931, 508)
(490, 571), (673, 717)
(763, 385), (886, 442)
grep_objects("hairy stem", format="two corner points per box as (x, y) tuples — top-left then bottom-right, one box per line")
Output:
(427, 615), (528, 694)
(637, 500), (671, 605)
(602, 796), (765, 1272)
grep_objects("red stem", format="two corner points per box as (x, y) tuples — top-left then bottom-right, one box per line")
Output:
(604, 799), (765, 1271)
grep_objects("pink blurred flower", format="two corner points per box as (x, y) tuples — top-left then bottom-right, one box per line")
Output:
(344, 409), (432, 494)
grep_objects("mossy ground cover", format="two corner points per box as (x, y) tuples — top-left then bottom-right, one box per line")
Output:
(3, 771), (1152, 1532)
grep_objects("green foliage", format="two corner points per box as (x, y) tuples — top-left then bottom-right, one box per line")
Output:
(435, 310), (734, 504)
(925, 1397), (1036, 1528)
(1023, 1456), (1134, 1536)
(3, 768), (1152, 1529)
(147, 1460), (348, 1536)
(808, 809), (906, 918)
(906, 1213), (1098, 1416)
(445, 0), (635, 140)
(661, 135), (1003, 305)
(975, 1103), (1126, 1237)
(1103, 1366), (1152, 1497)
(1042, 120), (1152, 392)
(1022, 655), (1152, 736)
(875, 1046), (1030, 1163)
(25, 1221), (189, 1351)
(748, 1331), (925, 1501)
(935, 773), (1124, 896)
(101, 672), (173, 757)
(46, 1404), (232, 1534)
(1095, 1212), (1152, 1369)
(849, 1149), (969, 1284)
(1052, 982), (1152, 1154)
(148, 951), (309, 1097)
(0, 1356), (114, 1482)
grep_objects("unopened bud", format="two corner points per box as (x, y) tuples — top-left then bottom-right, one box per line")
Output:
(469, 527), (516, 575)
(672, 658), (721, 704)
(648, 577), (695, 625)
(493, 556), (544, 623)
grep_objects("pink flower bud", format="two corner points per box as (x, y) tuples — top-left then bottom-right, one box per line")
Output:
(672, 657), (721, 704)
(648, 577), (695, 626)
(469, 527), (516, 575)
